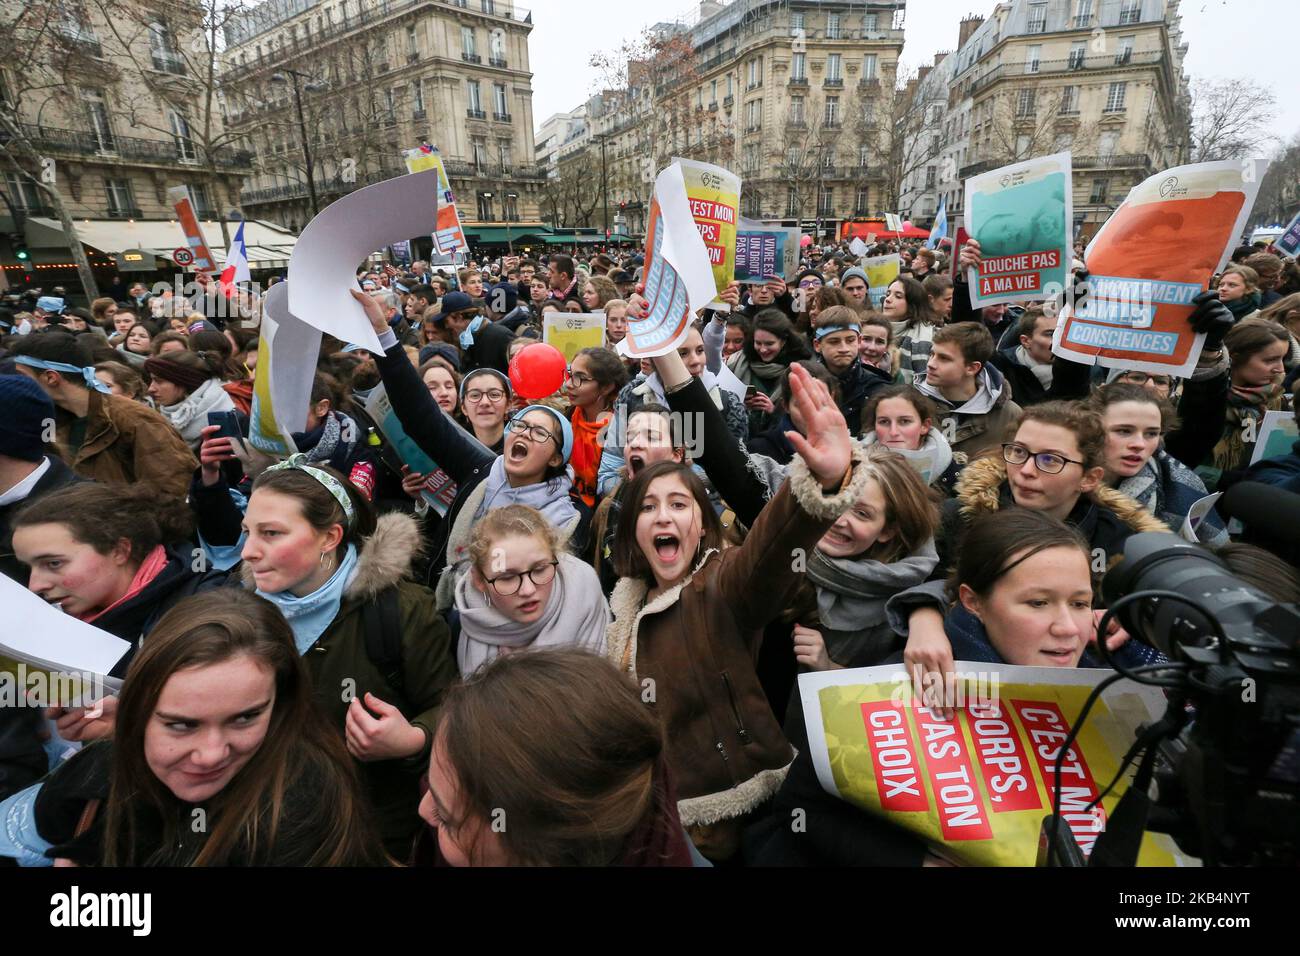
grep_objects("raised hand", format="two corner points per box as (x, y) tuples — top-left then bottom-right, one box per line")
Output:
(350, 287), (390, 335)
(784, 362), (851, 489)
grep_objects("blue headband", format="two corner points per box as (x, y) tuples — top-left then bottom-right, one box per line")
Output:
(264, 454), (357, 529)
(510, 404), (573, 465)
(814, 323), (861, 340)
(12, 356), (111, 392)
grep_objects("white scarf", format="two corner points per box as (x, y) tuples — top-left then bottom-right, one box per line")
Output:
(1015, 345), (1053, 390)
(454, 551), (610, 676)
(159, 377), (235, 446)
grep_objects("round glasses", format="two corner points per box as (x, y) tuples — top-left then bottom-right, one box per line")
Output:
(465, 388), (506, 404)
(566, 370), (594, 387)
(1117, 371), (1173, 387)
(506, 417), (558, 447)
(1002, 442), (1084, 475)
(484, 560), (558, 595)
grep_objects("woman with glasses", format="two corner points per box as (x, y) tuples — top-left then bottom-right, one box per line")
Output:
(564, 347), (628, 509)
(457, 368), (511, 454)
(453, 504), (609, 677)
(350, 289), (583, 591)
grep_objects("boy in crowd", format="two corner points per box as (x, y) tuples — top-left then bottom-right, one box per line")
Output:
(813, 307), (892, 437)
(915, 321), (1021, 457)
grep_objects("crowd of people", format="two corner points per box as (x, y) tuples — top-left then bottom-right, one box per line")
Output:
(0, 227), (1297, 868)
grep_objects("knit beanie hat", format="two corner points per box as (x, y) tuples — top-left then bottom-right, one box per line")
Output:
(841, 267), (870, 288)
(144, 355), (210, 393)
(0, 374), (55, 462)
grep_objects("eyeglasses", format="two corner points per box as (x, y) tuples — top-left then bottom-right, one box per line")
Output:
(566, 370), (594, 387)
(798, 279), (822, 289)
(465, 388), (506, 403)
(1002, 443), (1084, 475)
(1117, 372), (1173, 387)
(484, 560), (558, 595)
(506, 417), (558, 446)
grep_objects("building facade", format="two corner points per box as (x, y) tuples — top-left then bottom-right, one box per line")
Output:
(949, 0), (1190, 238)
(221, 0), (545, 232)
(1, 0), (252, 283)
(549, 0), (909, 240)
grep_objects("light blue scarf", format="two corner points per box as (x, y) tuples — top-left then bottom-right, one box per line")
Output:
(255, 544), (359, 655)
(475, 456), (578, 530)
(459, 315), (488, 349)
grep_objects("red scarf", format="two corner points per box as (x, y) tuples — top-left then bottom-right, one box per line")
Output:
(569, 406), (608, 509)
(82, 545), (169, 624)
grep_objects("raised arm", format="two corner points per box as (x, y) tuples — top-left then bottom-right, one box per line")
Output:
(351, 289), (494, 485)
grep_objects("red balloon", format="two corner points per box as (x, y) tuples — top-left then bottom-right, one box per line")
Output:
(800, 234), (813, 247)
(508, 343), (567, 399)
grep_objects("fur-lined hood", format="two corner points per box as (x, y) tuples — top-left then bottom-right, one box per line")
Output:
(954, 455), (1170, 533)
(240, 511), (424, 599)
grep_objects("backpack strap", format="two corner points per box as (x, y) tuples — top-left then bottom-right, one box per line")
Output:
(361, 586), (405, 702)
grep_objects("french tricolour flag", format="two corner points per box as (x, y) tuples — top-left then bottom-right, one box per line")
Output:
(220, 220), (251, 294)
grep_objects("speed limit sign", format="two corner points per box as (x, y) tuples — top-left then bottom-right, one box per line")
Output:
(172, 247), (194, 266)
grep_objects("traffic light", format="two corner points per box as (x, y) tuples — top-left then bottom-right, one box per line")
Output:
(12, 237), (29, 262)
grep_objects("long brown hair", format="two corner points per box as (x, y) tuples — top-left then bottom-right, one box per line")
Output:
(250, 463), (378, 560)
(436, 647), (665, 866)
(103, 589), (384, 865)
(849, 446), (940, 564)
(612, 460), (724, 583)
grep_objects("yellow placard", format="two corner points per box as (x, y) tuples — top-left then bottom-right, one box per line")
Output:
(674, 158), (741, 302)
(543, 312), (606, 364)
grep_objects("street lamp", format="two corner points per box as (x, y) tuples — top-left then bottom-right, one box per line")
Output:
(271, 70), (326, 217)
(505, 191), (518, 254)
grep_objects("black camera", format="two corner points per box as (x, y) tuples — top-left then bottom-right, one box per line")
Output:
(1088, 531), (1300, 865)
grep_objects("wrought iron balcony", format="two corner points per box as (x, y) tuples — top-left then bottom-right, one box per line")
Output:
(19, 124), (253, 170)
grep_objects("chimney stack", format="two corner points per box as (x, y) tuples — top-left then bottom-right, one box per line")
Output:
(958, 14), (985, 49)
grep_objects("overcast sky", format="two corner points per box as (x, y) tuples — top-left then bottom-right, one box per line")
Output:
(529, 0), (1299, 143)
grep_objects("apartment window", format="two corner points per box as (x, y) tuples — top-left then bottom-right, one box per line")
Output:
(1027, 3), (1047, 33)
(1073, 0), (1094, 27)
(747, 58), (762, 88)
(827, 53), (842, 81)
(1069, 41), (1086, 69)
(169, 110), (196, 161)
(858, 144), (871, 166)
(1060, 85), (1079, 114)
(825, 96), (839, 126)
(1115, 36), (1134, 65)
(1090, 178), (1109, 204)
(826, 14), (840, 39)
(863, 54), (878, 80)
(190, 183), (213, 218)
(1119, 0), (1141, 25)
(493, 82), (508, 117)
(1099, 130), (1119, 158)
(790, 12), (803, 35)
(822, 150), (835, 169)
(461, 26), (476, 57)
(467, 79), (482, 112)
(498, 140), (512, 170)
(59, 0), (96, 42)
(413, 79), (424, 114)
(406, 25), (417, 56)
(786, 186), (799, 217)
(471, 137), (487, 168)
(503, 193), (518, 220)
(148, 21), (183, 72)
(790, 95), (804, 124)
(82, 88), (115, 152)
(1025, 45), (1041, 74)
(926, 166), (937, 188)
(864, 13), (878, 31)
(489, 29), (505, 64)
(745, 98), (762, 130)
(477, 192), (494, 220)
(786, 145), (801, 167)
(1105, 81), (1127, 112)
(854, 187), (868, 211)
(696, 88), (703, 109)
(791, 52), (805, 80)
(726, 73), (733, 97)
(1016, 89), (1036, 118)
(4, 173), (43, 211)
(711, 79), (717, 103)
(105, 178), (136, 216)
(743, 143), (759, 172)
(481, 0), (495, 13)
(818, 185), (833, 215)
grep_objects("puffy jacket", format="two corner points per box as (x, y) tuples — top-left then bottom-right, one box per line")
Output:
(605, 452), (873, 828)
(241, 512), (457, 857)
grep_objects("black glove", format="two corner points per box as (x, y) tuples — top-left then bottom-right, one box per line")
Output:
(1050, 268), (1090, 317)
(1187, 290), (1233, 353)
